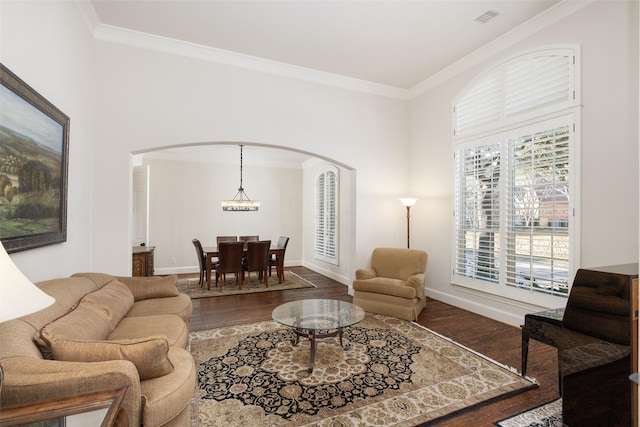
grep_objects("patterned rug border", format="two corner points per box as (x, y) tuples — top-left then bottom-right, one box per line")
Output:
(495, 398), (562, 427)
(177, 271), (315, 298)
(411, 322), (540, 387)
(189, 314), (539, 426)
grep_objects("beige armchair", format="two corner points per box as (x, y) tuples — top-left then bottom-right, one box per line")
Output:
(353, 247), (428, 321)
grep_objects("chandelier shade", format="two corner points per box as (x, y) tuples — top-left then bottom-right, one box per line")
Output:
(222, 145), (260, 211)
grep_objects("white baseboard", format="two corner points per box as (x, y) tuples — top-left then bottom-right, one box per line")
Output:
(425, 287), (534, 327)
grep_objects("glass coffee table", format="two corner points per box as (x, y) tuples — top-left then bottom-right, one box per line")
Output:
(272, 299), (365, 373)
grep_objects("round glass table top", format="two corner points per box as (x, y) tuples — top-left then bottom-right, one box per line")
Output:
(272, 299), (365, 331)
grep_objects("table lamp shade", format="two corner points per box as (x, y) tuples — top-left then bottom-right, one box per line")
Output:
(0, 243), (55, 323)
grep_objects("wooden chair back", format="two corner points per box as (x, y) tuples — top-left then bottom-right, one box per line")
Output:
(192, 239), (206, 286)
(217, 241), (244, 274)
(245, 240), (271, 286)
(216, 236), (238, 244)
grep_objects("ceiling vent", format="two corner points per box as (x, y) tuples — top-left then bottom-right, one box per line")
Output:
(474, 9), (501, 24)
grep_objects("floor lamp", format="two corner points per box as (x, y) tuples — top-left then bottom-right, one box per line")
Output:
(399, 198), (418, 249)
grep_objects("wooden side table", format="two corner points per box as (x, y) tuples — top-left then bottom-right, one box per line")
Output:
(132, 246), (155, 277)
(0, 386), (128, 427)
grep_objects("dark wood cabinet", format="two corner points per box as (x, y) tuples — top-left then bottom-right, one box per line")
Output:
(132, 246), (155, 277)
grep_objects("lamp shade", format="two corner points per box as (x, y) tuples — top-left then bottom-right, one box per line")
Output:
(399, 198), (418, 207)
(0, 242), (55, 323)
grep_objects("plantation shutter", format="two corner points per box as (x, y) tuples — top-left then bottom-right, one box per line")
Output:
(454, 141), (502, 283)
(454, 49), (574, 136)
(505, 54), (573, 117)
(504, 119), (571, 296)
(454, 73), (501, 133)
(315, 167), (338, 263)
(452, 47), (578, 303)
(315, 173), (326, 256)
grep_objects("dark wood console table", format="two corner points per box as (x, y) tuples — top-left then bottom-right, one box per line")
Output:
(132, 246), (155, 277)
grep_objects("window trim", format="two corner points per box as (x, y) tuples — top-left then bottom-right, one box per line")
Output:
(451, 46), (581, 308)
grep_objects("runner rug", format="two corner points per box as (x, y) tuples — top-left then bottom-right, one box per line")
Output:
(177, 271), (314, 298)
(189, 313), (537, 426)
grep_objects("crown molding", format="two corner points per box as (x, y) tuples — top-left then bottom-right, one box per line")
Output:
(407, 0), (594, 98)
(92, 24), (410, 100)
(77, 0), (591, 101)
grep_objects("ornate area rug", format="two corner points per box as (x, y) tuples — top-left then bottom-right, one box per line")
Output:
(189, 314), (537, 426)
(496, 399), (563, 427)
(177, 271), (314, 298)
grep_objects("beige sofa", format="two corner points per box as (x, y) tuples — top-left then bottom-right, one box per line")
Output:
(0, 273), (196, 427)
(353, 247), (428, 321)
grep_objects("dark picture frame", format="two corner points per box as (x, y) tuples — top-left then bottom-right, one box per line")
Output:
(0, 63), (69, 253)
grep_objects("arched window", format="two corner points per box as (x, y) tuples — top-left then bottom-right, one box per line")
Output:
(315, 165), (338, 264)
(452, 46), (580, 305)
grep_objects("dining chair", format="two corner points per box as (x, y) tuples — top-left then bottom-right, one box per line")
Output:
(269, 236), (289, 278)
(216, 236), (238, 244)
(239, 235), (259, 242)
(192, 238), (216, 288)
(243, 240), (271, 287)
(215, 241), (245, 290)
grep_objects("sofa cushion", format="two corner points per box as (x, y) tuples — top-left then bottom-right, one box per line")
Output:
(81, 281), (134, 330)
(116, 275), (179, 301)
(127, 294), (192, 324)
(109, 315), (189, 349)
(35, 282), (134, 358)
(50, 336), (174, 380)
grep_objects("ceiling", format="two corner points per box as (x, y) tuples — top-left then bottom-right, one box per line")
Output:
(92, 0), (562, 165)
(90, 0), (561, 90)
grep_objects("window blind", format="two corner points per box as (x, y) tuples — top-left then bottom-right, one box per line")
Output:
(454, 49), (574, 136)
(504, 123), (571, 296)
(315, 167), (338, 262)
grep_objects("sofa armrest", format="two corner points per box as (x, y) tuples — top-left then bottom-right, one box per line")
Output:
(406, 273), (426, 298)
(0, 357), (142, 427)
(355, 268), (377, 280)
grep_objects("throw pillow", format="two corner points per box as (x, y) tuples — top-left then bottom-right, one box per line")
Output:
(50, 336), (174, 380)
(117, 275), (179, 301)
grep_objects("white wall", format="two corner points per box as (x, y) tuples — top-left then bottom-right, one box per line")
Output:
(408, 0), (639, 325)
(90, 40), (409, 277)
(142, 155), (304, 274)
(0, 1), (94, 282)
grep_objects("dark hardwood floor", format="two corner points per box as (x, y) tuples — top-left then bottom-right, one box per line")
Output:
(187, 266), (559, 426)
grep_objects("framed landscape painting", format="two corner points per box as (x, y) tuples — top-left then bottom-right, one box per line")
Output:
(0, 64), (69, 253)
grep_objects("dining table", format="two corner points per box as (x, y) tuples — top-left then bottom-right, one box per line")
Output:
(202, 244), (285, 290)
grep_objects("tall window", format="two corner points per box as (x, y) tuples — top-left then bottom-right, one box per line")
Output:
(315, 166), (338, 264)
(452, 47), (579, 304)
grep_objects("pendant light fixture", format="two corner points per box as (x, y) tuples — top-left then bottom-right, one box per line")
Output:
(221, 145), (260, 211)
